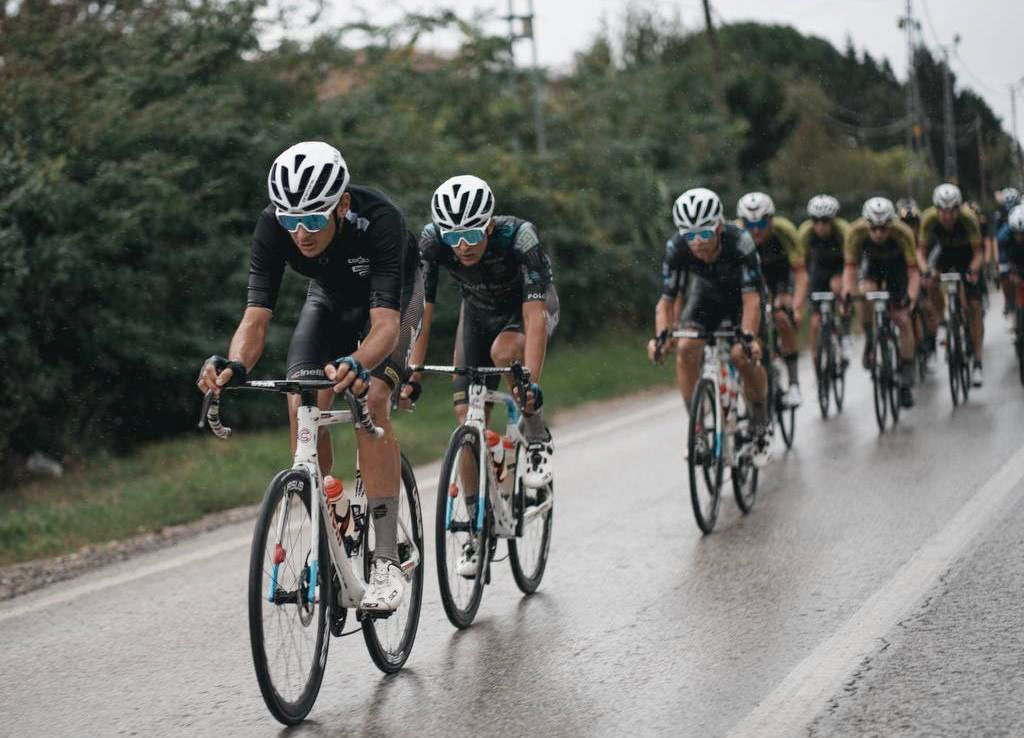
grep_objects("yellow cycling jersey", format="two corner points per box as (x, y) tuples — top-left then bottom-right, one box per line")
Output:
(843, 218), (917, 266)
(735, 215), (804, 269)
(918, 205), (981, 253)
(796, 217), (850, 263)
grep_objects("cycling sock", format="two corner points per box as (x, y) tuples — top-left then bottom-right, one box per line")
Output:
(522, 409), (548, 443)
(784, 353), (799, 385)
(900, 360), (915, 387)
(370, 495), (400, 564)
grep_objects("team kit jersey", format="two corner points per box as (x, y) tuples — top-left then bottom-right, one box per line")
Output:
(661, 223), (761, 333)
(918, 205), (981, 274)
(743, 216), (802, 296)
(247, 184), (423, 386)
(844, 218), (917, 304)
(797, 217), (850, 293)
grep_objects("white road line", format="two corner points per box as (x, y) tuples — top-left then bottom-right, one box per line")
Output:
(726, 441), (1024, 738)
(0, 392), (679, 621)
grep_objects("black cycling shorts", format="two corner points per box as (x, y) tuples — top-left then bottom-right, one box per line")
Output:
(452, 286), (559, 404)
(808, 256), (844, 294)
(859, 254), (910, 308)
(761, 259), (794, 297)
(679, 276), (743, 334)
(286, 271), (425, 390)
(927, 245), (982, 300)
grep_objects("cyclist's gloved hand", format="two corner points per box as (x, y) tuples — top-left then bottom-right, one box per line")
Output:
(648, 329), (671, 365)
(524, 382), (544, 413)
(197, 355), (247, 396)
(398, 370), (422, 410)
(326, 355), (371, 396)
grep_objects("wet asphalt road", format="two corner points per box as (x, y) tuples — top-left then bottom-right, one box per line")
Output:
(2, 308), (1023, 737)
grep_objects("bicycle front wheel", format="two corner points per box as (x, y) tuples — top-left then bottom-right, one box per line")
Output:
(886, 335), (901, 425)
(872, 338), (888, 432)
(947, 315), (965, 407)
(508, 462), (553, 594)
(248, 469), (330, 726)
(815, 327), (831, 419)
(775, 361), (796, 448)
(362, 454), (424, 673)
(830, 332), (846, 412)
(688, 378), (723, 534)
(436, 425), (489, 628)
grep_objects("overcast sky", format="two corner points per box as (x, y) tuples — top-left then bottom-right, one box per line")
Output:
(312, 0), (1023, 144)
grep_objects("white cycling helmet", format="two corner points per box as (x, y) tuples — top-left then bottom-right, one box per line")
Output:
(1008, 204), (1024, 233)
(1002, 187), (1021, 208)
(431, 175), (495, 231)
(268, 141), (349, 214)
(862, 196), (896, 226)
(737, 192), (776, 222)
(672, 188), (725, 232)
(932, 182), (963, 210)
(807, 194), (840, 219)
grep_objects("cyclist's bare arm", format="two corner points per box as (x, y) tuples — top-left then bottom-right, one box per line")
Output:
(522, 299), (547, 382)
(792, 266), (809, 319)
(399, 302), (434, 408)
(197, 306), (271, 395)
(969, 237), (983, 275)
(740, 291), (762, 359)
(325, 307), (400, 393)
(647, 296), (677, 362)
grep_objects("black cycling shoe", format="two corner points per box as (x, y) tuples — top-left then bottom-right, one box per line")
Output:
(899, 385), (914, 408)
(862, 339), (874, 371)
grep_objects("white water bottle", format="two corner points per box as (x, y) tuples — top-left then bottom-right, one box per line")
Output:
(486, 430), (505, 480)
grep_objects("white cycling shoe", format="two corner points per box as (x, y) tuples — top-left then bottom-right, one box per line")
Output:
(783, 383), (803, 408)
(752, 430), (773, 468)
(522, 436), (554, 489)
(455, 541), (479, 579)
(360, 558), (404, 612)
(971, 363), (983, 387)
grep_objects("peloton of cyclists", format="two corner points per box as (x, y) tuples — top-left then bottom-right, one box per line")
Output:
(647, 187), (772, 466)
(196, 141), (424, 613)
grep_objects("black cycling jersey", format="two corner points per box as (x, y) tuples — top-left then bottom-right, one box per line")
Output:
(419, 216), (554, 312)
(247, 185), (417, 312)
(660, 223), (761, 301)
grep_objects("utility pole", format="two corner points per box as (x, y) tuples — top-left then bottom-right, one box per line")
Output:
(940, 37), (960, 183)
(506, 0), (547, 156)
(899, 0), (923, 199)
(1012, 82), (1024, 189)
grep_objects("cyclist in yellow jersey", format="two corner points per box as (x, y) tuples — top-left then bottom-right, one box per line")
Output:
(798, 194), (852, 366)
(737, 192), (807, 408)
(843, 197), (920, 408)
(919, 183), (985, 386)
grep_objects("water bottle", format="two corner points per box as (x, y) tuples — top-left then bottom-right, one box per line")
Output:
(324, 475), (348, 547)
(486, 430), (506, 481)
(719, 362), (731, 410)
(500, 435), (516, 497)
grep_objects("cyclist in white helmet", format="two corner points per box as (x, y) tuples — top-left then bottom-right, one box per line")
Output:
(648, 187), (772, 466)
(996, 204), (1024, 334)
(798, 195), (852, 366)
(197, 141), (425, 613)
(919, 183), (985, 386)
(737, 192), (806, 409)
(994, 187), (1023, 318)
(406, 175), (558, 578)
(843, 196), (920, 408)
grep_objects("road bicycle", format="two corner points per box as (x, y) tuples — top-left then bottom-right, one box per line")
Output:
(417, 363), (553, 629)
(763, 301), (796, 448)
(199, 380), (424, 725)
(939, 272), (973, 407)
(676, 325), (761, 534)
(811, 291), (847, 419)
(864, 291), (902, 432)
(1014, 279), (1024, 386)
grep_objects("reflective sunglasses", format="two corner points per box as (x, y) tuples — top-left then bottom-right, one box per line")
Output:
(744, 217), (771, 230)
(440, 228), (487, 248)
(812, 217), (833, 224)
(869, 224), (890, 233)
(276, 207), (334, 233)
(681, 228), (716, 243)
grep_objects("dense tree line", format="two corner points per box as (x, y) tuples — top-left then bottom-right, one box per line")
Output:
(1, 1), (1015, 478)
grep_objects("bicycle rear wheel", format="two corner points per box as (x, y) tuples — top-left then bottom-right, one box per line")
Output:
(362, 454), (424, 673)
(248, 469), (329, 726)
(688, 378), (723, 534)
(508, 463), (553, 594)
(436, 426), (489, 629)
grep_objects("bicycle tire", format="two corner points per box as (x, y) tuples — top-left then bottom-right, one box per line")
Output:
(731, 453), (759, 514)
(248, 469), (329, 726)
(947, 312), (964, 407)
(815, 322), (831, 419)
(362, 454), (425, 673)
(958, 314), (972, 401)
(872, 337), (888, 432)
(435, 425), (489, 629)
(831, 332), (846, 412)
(508, 469), (553, 595)
(886, 333), (901, 425)
(688, 378), (723, 534)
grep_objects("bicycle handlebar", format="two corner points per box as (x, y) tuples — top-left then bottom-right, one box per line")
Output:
(410, 362), (533, 412)
(198, 380), (384, 439)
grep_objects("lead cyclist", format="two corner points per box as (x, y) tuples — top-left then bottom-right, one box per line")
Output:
(196, 141), (424, 613)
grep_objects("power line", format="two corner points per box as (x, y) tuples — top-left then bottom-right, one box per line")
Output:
(950, 46), (1001, 97)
